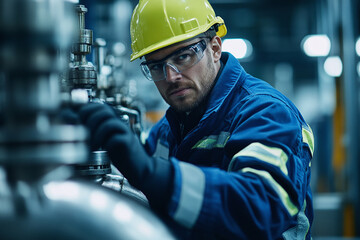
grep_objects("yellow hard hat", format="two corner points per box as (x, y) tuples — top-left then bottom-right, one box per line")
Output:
(130, 0), (227, 61)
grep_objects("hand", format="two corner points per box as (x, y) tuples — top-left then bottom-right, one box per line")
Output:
(78, 103), (173, 210)
(78, 103), (147, 185)
(58, 107), (81, 125)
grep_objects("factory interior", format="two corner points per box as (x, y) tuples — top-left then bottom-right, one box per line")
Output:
(0, 0), (360, 239)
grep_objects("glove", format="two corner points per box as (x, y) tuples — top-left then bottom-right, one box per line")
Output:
(78, 103), (174, 211)
(58, 107), (81, 125)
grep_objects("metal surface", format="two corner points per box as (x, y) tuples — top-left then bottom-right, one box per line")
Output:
(101, 174), (149, 207)
(0, 125), (88, 165)
(73, 151), (149, 207)
(75, 151), (112, 178)
(0, 0), (88, 167)
(114, 105), (142, 136)
(68, 4), (97, 92)
(0, 1), (175, 239)
(0, 179), (174, 240)
(66, 5), (145, 205)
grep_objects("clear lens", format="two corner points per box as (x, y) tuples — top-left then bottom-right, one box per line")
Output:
(140, 64), (153, 80)
(148, 62), (166, 81)
(140, 40), (207, 81)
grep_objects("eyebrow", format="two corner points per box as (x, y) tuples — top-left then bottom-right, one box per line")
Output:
(144, 41), (202, 65)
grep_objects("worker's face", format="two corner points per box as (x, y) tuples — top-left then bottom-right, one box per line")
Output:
(145, 36), (222, 113)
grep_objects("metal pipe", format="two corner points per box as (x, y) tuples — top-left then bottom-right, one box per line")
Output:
(0, 1), (175, 239)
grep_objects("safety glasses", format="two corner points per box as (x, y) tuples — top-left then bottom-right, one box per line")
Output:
(140, 39), (207, 82)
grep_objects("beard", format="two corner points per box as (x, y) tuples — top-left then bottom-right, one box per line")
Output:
(163, 52), (217, 113)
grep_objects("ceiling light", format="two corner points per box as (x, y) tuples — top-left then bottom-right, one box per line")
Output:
(356, 37), (360, 57)
(222, 38), (253, 59)
(324, 56), (342, 77)
(302, 34), (331, 57)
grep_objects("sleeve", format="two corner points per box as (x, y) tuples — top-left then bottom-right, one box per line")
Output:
(143, 116), (170, 158)
(166, 95), (314, 239)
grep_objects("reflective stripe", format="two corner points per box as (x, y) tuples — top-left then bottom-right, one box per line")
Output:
(140, 131), (149, 145)
(229, 142), (288, 175)
(241, 167), (299, 216)
(282, 200), (310, 239)
(192, 131), (230, 149)
(152, 139), (169, 160)
(173, 162), (205, 228)
(302, 125), (314, 157)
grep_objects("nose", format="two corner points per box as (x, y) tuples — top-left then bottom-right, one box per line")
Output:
(164, 63), (181, 83)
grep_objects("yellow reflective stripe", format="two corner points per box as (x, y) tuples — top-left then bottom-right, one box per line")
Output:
(232, 142), (288, 175)
(282, 199), (310, 239)
(192, 132), (230, 149)
(241, 167), (299, 216)
(302, 125), (314, 157)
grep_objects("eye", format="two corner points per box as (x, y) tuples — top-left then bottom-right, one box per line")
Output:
(173, 50), (194, 63)
(148, 63), (163, 72)
(177, 54), (191, 61)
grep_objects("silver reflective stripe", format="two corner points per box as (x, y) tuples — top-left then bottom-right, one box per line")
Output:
(192, 131), (230, 149)
(140, 131), (149, 145)
(228, 142), (289, 176)
(302, 125), (314, 157)
(152, 139), (169, 160)
(173, 162), (205, 228)
(241, 167), (299, 216)
(282, 200), (310, 239)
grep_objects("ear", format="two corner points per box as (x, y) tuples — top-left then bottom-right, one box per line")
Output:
(209, 36), (222, 63)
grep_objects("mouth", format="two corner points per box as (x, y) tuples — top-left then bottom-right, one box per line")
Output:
(169, 87), (191, 97)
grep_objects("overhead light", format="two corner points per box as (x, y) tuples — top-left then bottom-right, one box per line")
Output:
(324, 56), (342, 77)
(302, 34), (331, 57)
(222, 38), (253, 59)
(356, 37), (360, 57)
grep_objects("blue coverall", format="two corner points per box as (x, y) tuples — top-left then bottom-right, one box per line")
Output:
(145, 52), (314, 239)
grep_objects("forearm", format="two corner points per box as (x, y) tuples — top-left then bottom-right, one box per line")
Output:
(131, 157), (175, 211)
(166, 160), (304, 239)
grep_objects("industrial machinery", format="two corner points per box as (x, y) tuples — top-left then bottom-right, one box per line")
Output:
(64, 3), (148, 205)
(0, 0), (175, 239)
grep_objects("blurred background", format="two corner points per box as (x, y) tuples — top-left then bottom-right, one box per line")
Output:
(0, 0), (359, 239)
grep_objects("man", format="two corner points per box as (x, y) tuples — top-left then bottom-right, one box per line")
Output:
(78, 0), (314, 239)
